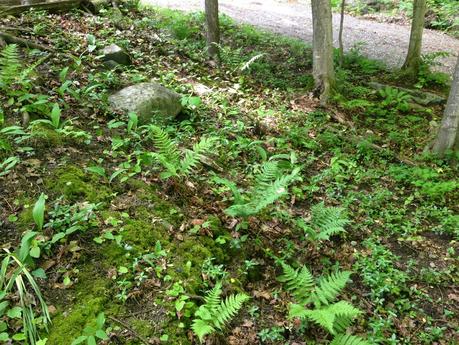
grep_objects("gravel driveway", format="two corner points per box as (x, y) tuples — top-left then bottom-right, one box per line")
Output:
(142, 0), (459, 74)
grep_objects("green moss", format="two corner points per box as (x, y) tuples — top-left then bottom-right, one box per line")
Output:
(30, 127), (63, 148)
(47, 269), (112, 345)
(45, 165), (112, 202)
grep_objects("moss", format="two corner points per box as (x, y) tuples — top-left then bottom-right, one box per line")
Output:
(122, 217), (169, 250)
(47, 269), (112, 345)
(45, 165), (112, 203)
(29, 127), (64, 148)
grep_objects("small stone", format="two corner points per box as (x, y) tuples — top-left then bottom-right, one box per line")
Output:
(100, 44), (131, 66)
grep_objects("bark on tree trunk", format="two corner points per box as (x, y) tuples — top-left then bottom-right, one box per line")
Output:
(402, 0), (427, 76)
(338, 0), (345, 66)
(311, 0), (335, 105)
(205, 0), (220, 62)
(431, 55), (459, 155)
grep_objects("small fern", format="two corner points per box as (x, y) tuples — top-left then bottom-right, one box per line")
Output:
(0, 44), (21, 90)
(148, 125), (216, 179)
(191, 282), (249, 342)
(297, 202), (349, 242)
(278, 262), (361, 336)
(223, 160), (300, 218)
(330, 333), (371, 345)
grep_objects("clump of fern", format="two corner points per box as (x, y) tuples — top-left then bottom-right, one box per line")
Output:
(0, 44), (21, 90)
(216, 160), (300, 218)
(296, 202), (349, 242)
(278, 262), (367, 344)
(192, 282), (250, 342)
(147, 125), (216, 179)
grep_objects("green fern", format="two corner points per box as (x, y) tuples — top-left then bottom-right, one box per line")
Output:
(225, 165), (300, 218)
(297, 202), (349, 242)
(0, 44), (21, 90)
(330, 333), (371, 345)
(148, 125), (216, 179)
(192, 282), (249, 342)
(278, 262), (360, 335)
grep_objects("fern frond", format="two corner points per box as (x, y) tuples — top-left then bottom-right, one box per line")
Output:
(180, 149), (201, 174)
(213, 293), (250, 330)
(0, 44), (21, 89)
(192, 136), (217, 155)
(148, 125), (180, 165)
(191, 319), (215, 343)
(330, 334), (371, 345)
(311, 271), (351, 306)
(213, 176), (243, 205)
(302, 308), (336, 334)
(310, 202), (349, 241)
(278, 262), (314, 303)
(255, 161), (280, 186)
(204, 281), (223, 312)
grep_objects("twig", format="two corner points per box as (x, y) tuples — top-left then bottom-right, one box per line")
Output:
(0, 31), (53, 51)
(108, 316), (155, 345)
(0, 26), (32, 33)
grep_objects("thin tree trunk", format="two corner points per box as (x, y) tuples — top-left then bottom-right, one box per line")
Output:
(431, 55), (459, 155)
(402, 0), (427, 76)
(338, 0), (345, 66)
(311, 0), (335, 105)
(205, 0), (220, 62)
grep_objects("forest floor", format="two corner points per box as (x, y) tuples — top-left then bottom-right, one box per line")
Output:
(144, 0), (459, 74)
(0, 3), (458, 345)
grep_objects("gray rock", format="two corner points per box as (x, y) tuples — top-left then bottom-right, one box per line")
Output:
(100, 44), (131, 66)
(109, 82), (183, 123)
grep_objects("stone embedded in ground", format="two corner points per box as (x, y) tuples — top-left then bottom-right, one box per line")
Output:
(100, 44), (131, 66)
(108, 82), (183, 123)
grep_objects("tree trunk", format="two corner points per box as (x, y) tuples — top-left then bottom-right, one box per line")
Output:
(402, 0), (427, 76)
(205, 0), (220, 61)
(311, 0), (335, 105)
(431, 55), (459, 155)
(338, 0), (345, 66)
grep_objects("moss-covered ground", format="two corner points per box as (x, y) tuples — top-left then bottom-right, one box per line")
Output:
(0, 2), (458, 345)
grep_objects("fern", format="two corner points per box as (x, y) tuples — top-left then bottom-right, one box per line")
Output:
(225, 165), (300, 218)
(278, 262), (360, 335)
(330, 334), (371, 345)
(148, 125), (216, 179)
(311, 271), (352, 306)
(297, 202), (349, 242)
(0, 44), (21, 90)
(192, 282), (249, 342)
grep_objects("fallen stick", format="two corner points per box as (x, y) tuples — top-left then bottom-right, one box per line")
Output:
(108, 316), (157, 345)
(0, 31), (53, 51)
(0, 0), (82, 15)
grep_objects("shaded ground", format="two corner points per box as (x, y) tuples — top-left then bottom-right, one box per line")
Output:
(143, 0), (459, 74)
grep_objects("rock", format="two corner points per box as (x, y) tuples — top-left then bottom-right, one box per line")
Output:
(109, 82), (183, 123)
(100, 44), (131, 66)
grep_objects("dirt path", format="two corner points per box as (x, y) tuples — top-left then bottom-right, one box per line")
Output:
(142, 0), (459, 74)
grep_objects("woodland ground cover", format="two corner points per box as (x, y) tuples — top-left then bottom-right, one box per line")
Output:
(0, 2), (458, 344)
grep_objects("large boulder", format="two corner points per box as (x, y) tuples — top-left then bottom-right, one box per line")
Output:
(109, 82), (183, 123)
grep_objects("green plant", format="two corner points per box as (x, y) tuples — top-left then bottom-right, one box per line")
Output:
(0, 156), (19, 177)
(378, 86), (411, 112)
(71, 312), (109, 345)
(191, 282), (249, 342)
(296, 202), (349, 242)
(0, 232), (51, 345)
(330, 333), (370, 345)
(217, 160), (300, 218)
(278, 262), (362, 336)
(148, 125), (216, 179)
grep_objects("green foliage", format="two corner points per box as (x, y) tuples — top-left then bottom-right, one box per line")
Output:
(148, 125), (216, 179)
(330, 333), (371, 345)
(71, 312), (109, 345)
(297, 202), (349, 242)
(378, 87), (411, 112)
(0, 247), (50, 345)
(222, 160), (300, 218)
(0, 44), (21, 90)
(278, 262), (362, 336)
(192, 282), (249, 342)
